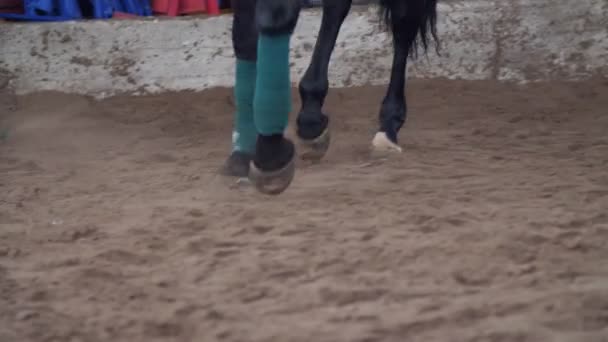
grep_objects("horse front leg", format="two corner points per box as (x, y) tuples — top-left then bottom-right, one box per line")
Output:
(248, 0), (302, 195)
(296, 0), (352, 161)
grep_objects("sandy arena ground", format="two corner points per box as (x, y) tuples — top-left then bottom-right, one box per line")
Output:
(1, 79), (608, 342)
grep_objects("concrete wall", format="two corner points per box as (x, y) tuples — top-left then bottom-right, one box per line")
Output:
(0, 0), (606, 98)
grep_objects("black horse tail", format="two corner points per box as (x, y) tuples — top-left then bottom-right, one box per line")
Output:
(378, 0), (440, 59)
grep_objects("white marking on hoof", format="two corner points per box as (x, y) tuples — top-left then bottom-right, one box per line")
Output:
(371, 132), (402, 153)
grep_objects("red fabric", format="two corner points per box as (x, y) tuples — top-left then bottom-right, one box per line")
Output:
(205, 0), (219, 14)
(179, 0), (205, 14)
(152, 0), (179, 16)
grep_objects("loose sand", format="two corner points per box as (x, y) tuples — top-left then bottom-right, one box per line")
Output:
(1, 79), (608, 342)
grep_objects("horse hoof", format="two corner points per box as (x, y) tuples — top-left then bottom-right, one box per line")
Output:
(220, 151), (252, 178)
(371, 131), (402, 156)
(249, 157), (296, 195)
(299, 127), (330, 161)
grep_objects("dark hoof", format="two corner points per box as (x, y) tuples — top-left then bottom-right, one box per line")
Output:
(220, 151), (252, 178)
(298, 127), (330, 161)
(249, 157), (295, 195)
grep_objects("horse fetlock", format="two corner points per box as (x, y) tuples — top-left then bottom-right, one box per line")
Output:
(296, 111), (328, 140)
(299, 77), (329, 101)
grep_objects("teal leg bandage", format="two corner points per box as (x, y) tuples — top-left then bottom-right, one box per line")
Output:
(253, 33), (292, 135)
(232, 59), (257, 154)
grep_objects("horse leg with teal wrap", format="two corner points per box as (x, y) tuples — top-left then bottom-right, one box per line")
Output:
(223, 0), (440, 195)
(222, 0), (301, 195)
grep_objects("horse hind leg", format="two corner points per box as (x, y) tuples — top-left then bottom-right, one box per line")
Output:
(296, 0), (352, 161)
(372, 0), (438, 154)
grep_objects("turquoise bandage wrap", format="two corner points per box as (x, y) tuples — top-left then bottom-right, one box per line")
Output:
(232, 59), (257, 153)
(253, 33), (292, 135)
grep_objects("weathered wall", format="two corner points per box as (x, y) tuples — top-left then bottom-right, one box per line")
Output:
(0, 0), (606, 98)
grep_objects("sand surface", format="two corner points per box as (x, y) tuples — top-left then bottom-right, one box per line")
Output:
(1, 79), (608, 342)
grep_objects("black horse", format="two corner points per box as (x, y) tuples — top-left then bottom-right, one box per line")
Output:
(227, 0), (439, 194)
